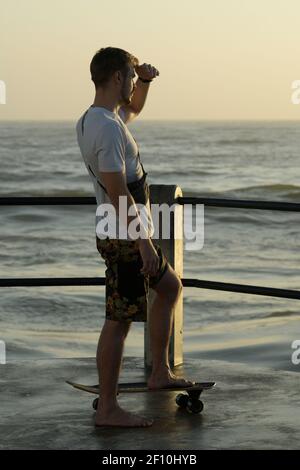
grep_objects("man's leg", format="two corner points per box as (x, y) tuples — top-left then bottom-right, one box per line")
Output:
(95, 319), (153, 427)
(96, 319), (130, 408)
(148, 264), (194, 389)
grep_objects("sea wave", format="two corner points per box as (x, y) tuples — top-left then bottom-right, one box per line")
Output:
(215, 139), (274, 145)
(184, 184), (300, 201)
(227, 184), (300, 201)
(265, 310), (300, 319)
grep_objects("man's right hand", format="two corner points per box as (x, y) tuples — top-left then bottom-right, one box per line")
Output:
(138, 239), (160, 277)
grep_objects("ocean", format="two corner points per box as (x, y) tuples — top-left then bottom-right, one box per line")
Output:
(0, 120), (300, 372)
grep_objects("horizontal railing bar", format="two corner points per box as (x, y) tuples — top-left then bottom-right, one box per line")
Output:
(182, 278), (300, 300)
(0, 277), (299, 300)
(176, 197), (300, 212)
(0, 196), (96, 205)
(0, 196), (300, 212)
(0, 277), (105, 287)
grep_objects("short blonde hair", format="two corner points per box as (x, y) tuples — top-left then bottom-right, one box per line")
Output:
(90, 47), (139, 88)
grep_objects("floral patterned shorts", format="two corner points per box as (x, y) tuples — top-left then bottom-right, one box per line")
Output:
(96, 236), (169, 322)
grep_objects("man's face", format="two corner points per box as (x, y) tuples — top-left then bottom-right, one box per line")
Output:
(120, 65), (136, 105)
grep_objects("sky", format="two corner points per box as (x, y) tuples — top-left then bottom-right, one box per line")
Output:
(1, 0), (300, 121)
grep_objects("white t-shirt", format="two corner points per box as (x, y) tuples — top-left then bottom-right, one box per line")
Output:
(76, 105), (154, 240)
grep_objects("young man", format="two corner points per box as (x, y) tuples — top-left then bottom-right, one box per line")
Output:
(76, 47), (193, 428)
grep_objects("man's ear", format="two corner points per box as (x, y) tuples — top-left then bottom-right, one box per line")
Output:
(113, 70), (122, 85)
(117, 70), (126, 84)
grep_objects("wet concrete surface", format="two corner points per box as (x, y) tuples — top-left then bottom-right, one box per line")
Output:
(0, 356), (299, 449)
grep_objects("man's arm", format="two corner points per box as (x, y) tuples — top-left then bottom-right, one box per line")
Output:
(118, 78), (151, 124)
(118, 105), (140, 125)
(119, 63), (160, 123)
(129, 77), (151, 114)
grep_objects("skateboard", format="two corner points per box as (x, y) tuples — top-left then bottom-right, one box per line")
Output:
(66, 380), (216, 414)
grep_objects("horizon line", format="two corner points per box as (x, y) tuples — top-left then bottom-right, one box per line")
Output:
(1, 118), (300, 123)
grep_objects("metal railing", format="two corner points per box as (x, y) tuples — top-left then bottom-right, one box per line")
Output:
(1, 195), (300, 301)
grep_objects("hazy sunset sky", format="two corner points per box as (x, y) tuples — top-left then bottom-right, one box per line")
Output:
(1, 0), (300, 120)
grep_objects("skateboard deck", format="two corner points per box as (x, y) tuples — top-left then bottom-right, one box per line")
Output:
(66, 380), (216, 414)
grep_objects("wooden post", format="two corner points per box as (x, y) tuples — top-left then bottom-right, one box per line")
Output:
(144, 185), (183, 369)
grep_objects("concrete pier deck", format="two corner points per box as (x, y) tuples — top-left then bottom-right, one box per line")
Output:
(0, 357), (299, 450)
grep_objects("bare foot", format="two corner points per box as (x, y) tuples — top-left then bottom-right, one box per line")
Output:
(95, 405), (154, 428)
(148, 366), (194, 390)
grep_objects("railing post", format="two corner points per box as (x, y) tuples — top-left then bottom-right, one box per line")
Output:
(144, 184), (183, 369)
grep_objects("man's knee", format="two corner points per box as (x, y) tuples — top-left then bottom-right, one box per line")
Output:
(104, 318), (132, 337)
(153, 265), (183, 302)
(171, 276), (183, 301)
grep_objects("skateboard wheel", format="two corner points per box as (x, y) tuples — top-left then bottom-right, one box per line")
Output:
(186, 399), (204, 414)
(92, 398), (99, 410)
(175, 393), (189, 408)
